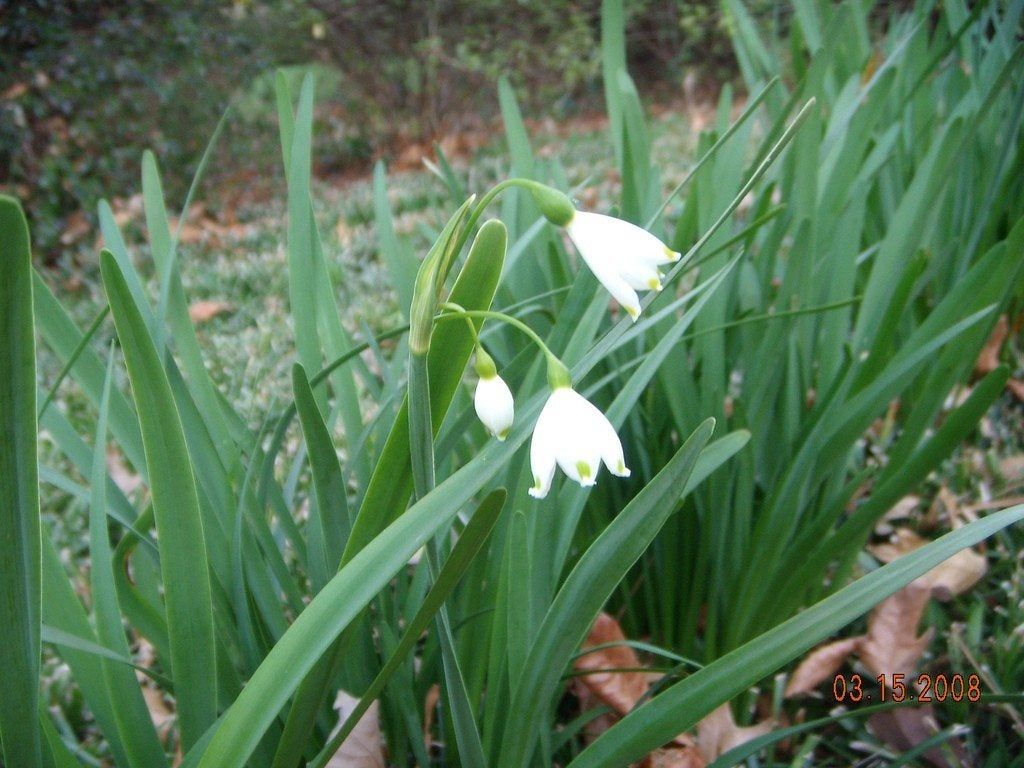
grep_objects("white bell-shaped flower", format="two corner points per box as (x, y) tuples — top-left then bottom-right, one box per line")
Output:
(529, 386), (630, 499)
(474, 373), (515, 441)
(565, 211), (680, 321)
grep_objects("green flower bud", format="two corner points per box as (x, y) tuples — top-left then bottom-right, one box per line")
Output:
(523, 182), (576, 227)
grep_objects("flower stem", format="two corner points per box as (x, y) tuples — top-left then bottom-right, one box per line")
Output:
(438, 303), (571, 389)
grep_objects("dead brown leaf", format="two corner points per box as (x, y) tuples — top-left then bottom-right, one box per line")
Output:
(976, 315), (1008, 374)
(696, 704), (773, 762)
(107, 448), (142, 496)
(999, 455), (1024, 484)
(573, 612), (655, 716)
(2, 81), (29, 99)
(640, 746), (707, 768)
(785, 637), (864, 698)
(858, 581), (934, 676)
(1007, 378), (1024, 402)
(868, 707), (964, 768)
(188, 300), (234, 324)
(874, 495), (921, 535)
(920, 547), (987, 602)
(868, 527), (928, 563)
(327, 691), (385, 768)
(869, 525), (987, 602)
(573, 613), (693, 749)
(60, 210), (91, 246)
(142, 685), (175, 737)
(423, 684), (440, 746)
(974, 315), (1024, 401)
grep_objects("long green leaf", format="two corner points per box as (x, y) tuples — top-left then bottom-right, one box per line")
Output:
(570, 504), (1024, 766)
(293, 364), (350, 591)
(89, 348), (167, 766)
(0, 195), (42, 767)
(499, 418), (715, 768)
(309, 489), (507, 768)
(100, 249), (217, 750)
(193, 462), (520, 766)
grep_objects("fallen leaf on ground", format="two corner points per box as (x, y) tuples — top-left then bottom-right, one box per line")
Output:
(188, 300), (234, 324)
(785, 637), (864, 698)
(696, 704), (773, 761)
(60, 210), (91, 245)
(640, 746), (707, 768)
(327, 691), (384, 768)
(572, 613), (693, 747)
(874, 495), (920, 535)
(869, 526), (987, 602)
(974, 315), (1024, 400)
(921, 546), (987, 602)
(999, 455), (1024, 484)
(423, 684), (440, 746)
(573, 612), (656, 715)
(107, 448), (142, 496)
(868, 707), (966, 768)
(868, 527), (928, 563)
(2, 81), (28, 99)
(975, 315), (1008, 375)
(858, 581), (934, 676)
(141, 685), (174, 737)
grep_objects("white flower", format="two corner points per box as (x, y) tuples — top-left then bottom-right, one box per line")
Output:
(474, 373), (515, 440)
(529, 387), (630, 499)
(565, 211), (680, 321)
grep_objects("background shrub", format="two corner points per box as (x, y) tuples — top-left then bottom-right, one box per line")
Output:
(2, 0), (755, 255)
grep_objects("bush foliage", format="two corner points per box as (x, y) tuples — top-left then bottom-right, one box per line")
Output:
(3, 0), (750, 254)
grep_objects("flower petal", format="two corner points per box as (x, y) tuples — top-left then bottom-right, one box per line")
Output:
(595, 417), (630, 478)
(570, 211), (678, 268)
(474, 375), (514, 440)
(566, 212), (673, 319)
(617, 258), (664, 292)
(529, 395), (560, 498)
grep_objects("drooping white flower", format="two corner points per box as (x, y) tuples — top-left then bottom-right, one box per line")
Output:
(565, 211), (680, 321)
(529, 386), (630, 499)
(474, 373), (515, 441)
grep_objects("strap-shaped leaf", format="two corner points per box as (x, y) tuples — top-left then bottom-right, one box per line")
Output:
(570, 503), (1024, 767)
(498, 418), (715, 768)
(101, 249), (217, 750)
(0, 194), (42, 767)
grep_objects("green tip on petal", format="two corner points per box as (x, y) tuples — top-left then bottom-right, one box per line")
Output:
(647, 277), (662, 291)
(625, 305), (640, 321)
(664, 245), (681, 262)
(497, 428), (510, 441)
(576, 461), (592, 480)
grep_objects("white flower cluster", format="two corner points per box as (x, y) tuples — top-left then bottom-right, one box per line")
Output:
(470, 194), (681, 498)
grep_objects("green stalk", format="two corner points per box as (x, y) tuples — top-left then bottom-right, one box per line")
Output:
(407, 350), (487, 767)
